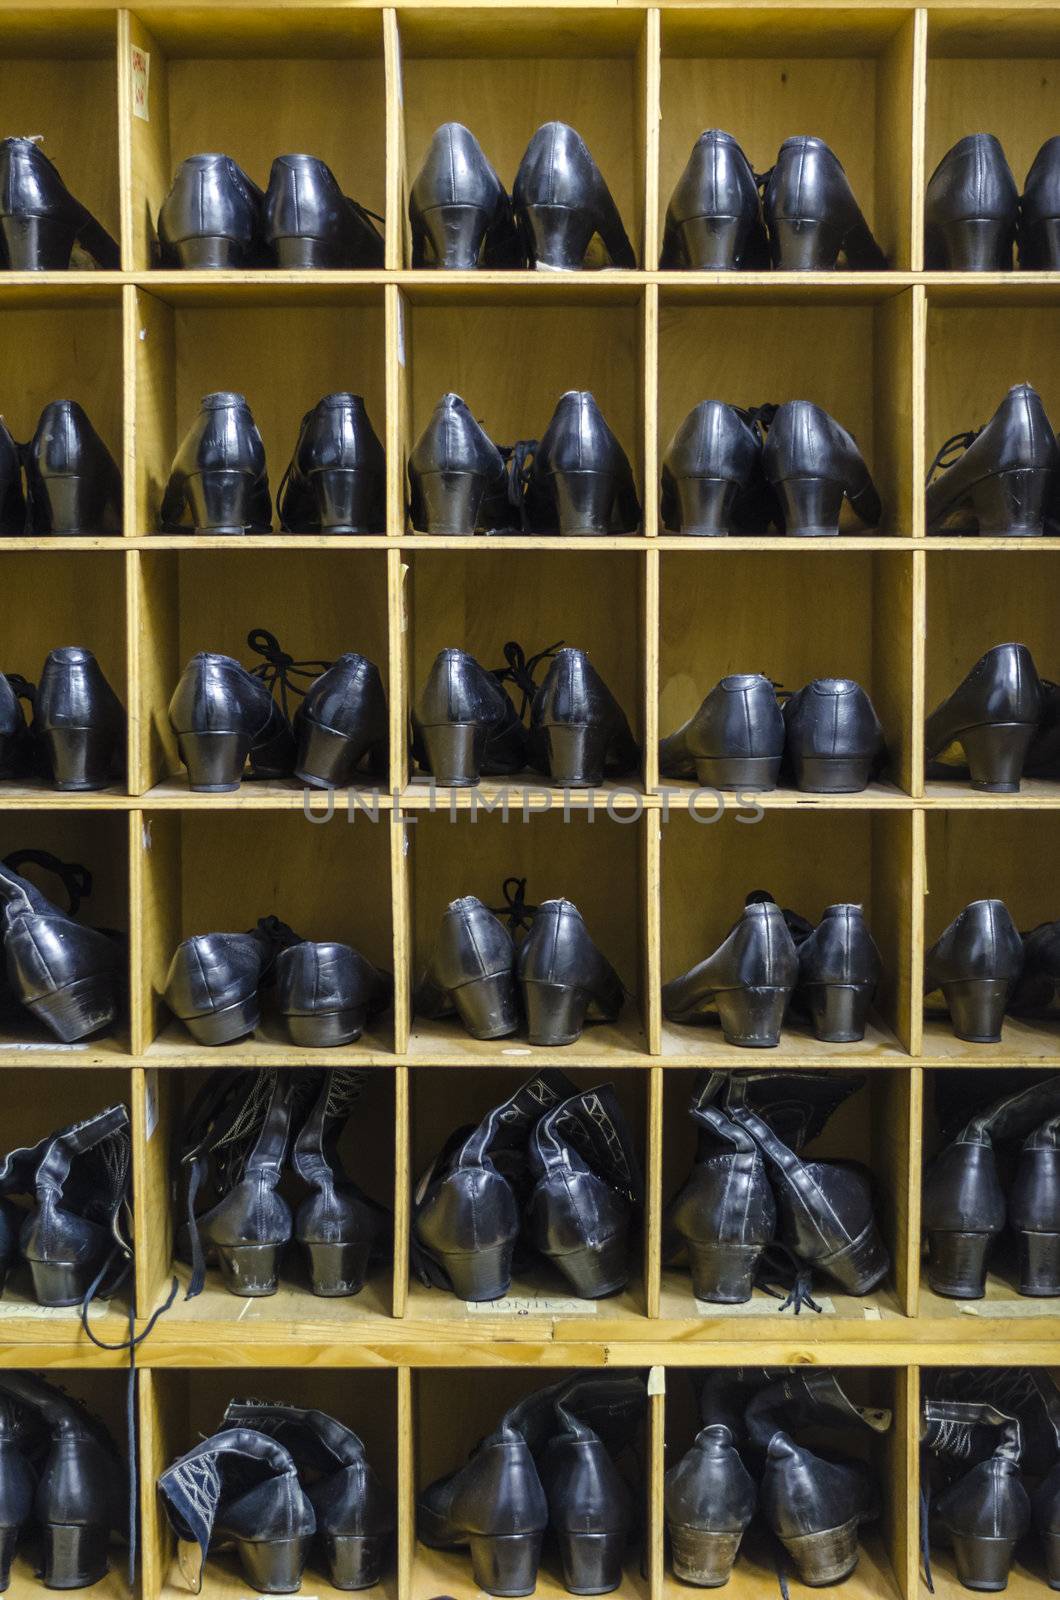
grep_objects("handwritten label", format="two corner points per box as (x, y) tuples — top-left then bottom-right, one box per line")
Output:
(131, 47), (150, 121)
(695, 1296), (836, 1317)
(465, 1297), (596, 1316)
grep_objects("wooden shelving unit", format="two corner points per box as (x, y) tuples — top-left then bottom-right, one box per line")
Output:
(0, 4), (1056, 1600)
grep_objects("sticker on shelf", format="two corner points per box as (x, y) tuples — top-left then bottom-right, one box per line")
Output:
(959, 1299), (1060, 1318)
(131, 46), (150, 121)
(694, 1296), (836, 1317)
(465, 1297), (597, 1315)
(647, 1366), (665, 1397)
(4, 1040), (87, 1051)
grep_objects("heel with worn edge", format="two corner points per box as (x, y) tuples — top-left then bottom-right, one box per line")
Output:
(775, 475), (846, 537)
(693, 754), (781, 791)
(669, 1525), (745, 1587)
(296, 718), (376, 789)
(672, 475), (739, 537)
(235, 1535), (308, 1594)
(284, 1005), (369, 1048)
(541, 720), (612, 786)
(427, 1237), (515, 1301)
(803, 981), (875, 1043)
(184, 468), (263, 534)
(0, 212), (78, 270)
(325, 1532), (387, 1590)
(522, 978), (591, 1045)
(0, 1524), (19, 1589)
(26, 1256), (103, 1307)
(413, 469), (489, 534)
(969, 467), (1051, 536)
(940, 977), (1012, 1043)
(674, 213), (752, 270)
(957, 721), (1037, 792)
(551, 469), (617, 536)
(177, 729), (251, 791)
(770, 216), (844, 271)
(216, 1241), (282, 1296)
(468, 1531), (544, 1597)
(418, 202), (490, 268)
(308, 467), (380, 533)
(175, 234), (245, 269)
(927, 1229), (993, 1298)
(274, 235), (342, 269)
(684, 1239), (762, 1303)
(42, 726), (115, 791)
(937, 216), (1013, 271)
(779, 1517), (861, 1586)
(1043, 1530), (1060, 1589)
(1017, 1230), (1060, 1296)
(714, 984), (789, 1048)
(1021, 215), (1060, 270)
(557, 1529), (626, 1595)
(33, 475), (109, 536)
(949, 1531), (1018, 1592)
(302, 1238), (373, 1297)
(792, 753), (874, 794)
(25, 974), (117, 1043)
(181, 992), (259, 1046)
(43, 1522), (110, 1589)
(544, 1231), (629, 1299)
(450, 970), (519, 1039)
(420, 721), (488, 786)
(522, 203), (596, 270)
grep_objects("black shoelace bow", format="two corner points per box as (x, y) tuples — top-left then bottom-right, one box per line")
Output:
(499, 439), (540, 528)
(489, 876), (539, 935)
(926, 427), (983, 484)
(491, 638), (565, 720)
(247, 628), (331, 719)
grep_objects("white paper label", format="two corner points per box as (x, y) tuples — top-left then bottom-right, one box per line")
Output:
(465, 1297), (596, 1316)
(131, 47), (150, 120)
(960, 1299), (1060, 1318)
(647, 1366), (665, 1396)
(4, 1040), (87, 1052)
(694, 1296), (836, 1317)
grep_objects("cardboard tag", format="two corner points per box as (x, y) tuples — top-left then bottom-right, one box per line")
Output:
(131, 47), (150, 120)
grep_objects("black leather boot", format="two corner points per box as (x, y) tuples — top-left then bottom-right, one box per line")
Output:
(762, 137), (886, 270)
(158, 154), (264, 269)
(537, 1397), (634, 1594)
(1010, 920), (1060, 1015)
(525, 1082), (641, 1295)
(1020, 136), (1060, 269)
(782, 677), (884, 792)
(662, 899), (798, 1047)
(516, 898), (624, 1045)
(668, 1096), (776, 1303)
(513, 123), (635, 271)
(278, 394), (385, 533)
(276, 944), (391, 1048)
(0, 673), (32, 779)
(169, 648), (297, 792)
(665, 1420), (757, 1586)
(791, 904), (883, 1043)
(0, 856), (121, 1041)
(923, 1399), (1030, 1592)
(524, 392), (640, 535)
(527, 647), (639, 784)
(925, 135), (1019, 271)
(762, 401), (881, 536)
(158, 1427), (315, 1593)
(0, 420), (25, 535)
(0, 1203), (19, 1294)
(413, 649), (528, 785)
(0, 1391), (34, 1588)
(161, 392), (272, 534)
(926, 643), (1043, 793)
(926, 384), (1059, 537)
(25, 402), (121, 535)
(659, 675), (784, 789)
(924, 899), (1025, 1043)
(35, 647), (123, 790)
(263, 155), (383, 268)
(288, 1069), (388, 1295)
(414, 896), (517, 1038)
(409, 393), (517, 535)
(1009, 1111), (1060, 1296)
(179, 1068), (296, 1297)
(294, 654), (388, 787)
(165, 915), (300, 1045)
(661, 402), (768, 535)
(222, 1402), (394, 1589)
(0, 139), (119, 270)
(410, 124), (520, 269)
(661, 131), (766, 270)
(1034, 1460), (1060, 1588)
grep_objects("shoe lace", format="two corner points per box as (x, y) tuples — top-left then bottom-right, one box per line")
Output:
(499, 438), (539, 528)
(247, 628), (331, 719)
(926, 427), (982, 484)
(755, 1243), (823, 1316)
(489, 875), (539, 934)
(3, 848), (91, 914)
(739, 402), (779, 440)
(491, 638), (565, 719)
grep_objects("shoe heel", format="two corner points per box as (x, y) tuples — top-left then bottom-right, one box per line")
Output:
(26, 1257), (99, 1307)
(950, 1533), (1018, 1591)
(468, 1531), (543, 1597)
(780, 1519), (860, 1586)
(542, 721), (611, 785)
(25, 975), (117, 1043)
(969, 467), (1051, 536)
(309, 467), (379, 534)
(522, 979), (590, 1045)
(274, 235), (336, 268)
(714, 984), (788, 1048)
(684, 1240), (761, 1303)
(937, 216), (1012, 271)
(184, 469), (262, 534)
(413, 469), (489, 535)
(548, 1232), (629, 1299)
(523, 203), (595, 270)
(693, 754), (781, 792)
(775, 474), (846, 537)
(434, 1239), (515, 1302)
(958, 721), (1037, 792)
(285, 1005), (368, 1048)
(175, 234), (244, 269)
(418, 202), (490, 268)
(295, 718), (368, 788)
(34, 475), (108, 536)
(551, 469), (616, 535)
(669, 1525), (744, 1587)
(674, 214), (750, 270)
(235, 1535), (308, 1594)
(451, 971), (519, 1039)
(1021, 215), (1060, 270)
(216, 1242), (282, 1297)
(770, 217), (844, 271)
(303, 1239), (372, 1297)
(0, 1525), (18, 1589)
(940, 977), (1011, 1043)
(804, 981), (875, 1043)
(1044, 1531), (1060, 1589)
(1017, 1230), (1060, 1296)
(43, 726), (115, 791)
(791, 753), (874, 793)
(420, 721), (487, 786)
(182, 993), (259, 1046)
(673, 476), (739, 537)
(177, 729), (252, 791)
(43, 1522), (109, 1589)
(325, 1532), (386, 1590)
(0, 212), (77, 270)
(927, 1229), (992, 1298)
(557, 1530), (626, 1594)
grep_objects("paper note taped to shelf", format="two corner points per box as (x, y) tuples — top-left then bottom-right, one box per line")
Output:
(466, 1297), (596, 1315)
(131, 47), (149, 120)
(959, 1300), (1060, 1318)
(694, 1296), (836, 1317)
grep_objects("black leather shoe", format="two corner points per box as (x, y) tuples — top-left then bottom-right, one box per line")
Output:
(661, 131), (767, 270)
(0, 672), (32, 778)
(666, 1421), (756, 1587)
(661, 402), (769, 535)
(791, 904), (883, 1043)
(923, 1399), (1029, 1591)
(158, 1427), (314, 1593)
(413, 648), (527, 785)
(35, 646), (123, 790)
(0, 419), (25, 535)
(762, 138), (886, 270)
(158, 154), (264, 269)
(288, 1069), (388, 1295)
(1034, 1460), (1060, 1588)
(161, 392), (272, 534)
(662, 899), (797, 1047)
(528, 647), (638, 784)
(659, 675), (784, 789)
(222, 1402), (395, 1589)
(1020, 137), (1060, 269)
(0, 1378), (33, 1585)
(517, 898), (624, 1044)
(782, 678), (884, 792)
(763, 401), (881, 536)
(410, 124), (520, 268)
(263, 155), (383, 268)
(294, 653), (388, 787)
(409, 393), (517, 535)
(165, 915), (300, 1045)
(537, 1395), (636, 1594)
(0, 139), (119, 270)
(926, 644), (1043, 793)
(926, 384), (1059, 537)
(24, 401), (121, 535)
(925, 135), (1019, 271)
(1010, 919), (1060, 1015)
(524, 392), (640, 535)
(668, 1095), (776, 1303)
(415, 896), (517, 1038)
(169, 647), (297, 792)
(278, 394), (385, 533)
(924, 899), (1024, 1043)
(1028, 681), (1060, 779)
(1010, 1110), (1060, 1297)
(0, 856), (121, 1041)
(276, 943), (391, 1047)
(513, 123), (635, 271)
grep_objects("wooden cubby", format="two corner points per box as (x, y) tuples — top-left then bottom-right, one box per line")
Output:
(0, 6), (1056, 1600)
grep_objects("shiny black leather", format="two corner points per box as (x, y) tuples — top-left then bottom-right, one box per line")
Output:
(0, 673), (31, 778)
(413, 649), (527, 783)
(25, 402), (121, 535)
(158, 154), (264, 269)
(0, 858), (121, 1042)
(415, 895), (517, 1039)
(762, 137), (886, 270)
(927, 384), (1059, 537)
(1020, 136), (1060, 268)
(517, 899), (624, 1045)
(661, 403), (767, 535)
(668, 1100), (776, 1304)
(763, 401), (881, 536)
(263, 155), (383, 268)
(662, 901), (798, 1047)
(0, 1392), (34, 1588)
(35, 647), (123, 791)
(537, 1398), (633, 1594)
(660, 131), (767, 270)
(410, 124), (520, 269)
(932, 1369), (1060, 1479)
(926, 643), (1043, 792)
(924, 1399), (1030, 1592)
(161, 392), (272, 534)
(527, 648), (638, 785)
(294, 653), (388, 788)
(524, 392), (640, 536)
(665, 1423), (757, 1586)
(169, 652), (294, 792)
(1011, 920), (1060, 1014)
(782, 678), (884, 793)
(0, 1202), (19, 1292)
(792, 904), (883, 1043)
(1009, 1111), (1060, 1297)
(288, 1069), (388, 1295)
(925, 135), (1019, 270)
(0, 419), (25, 535)
(924, 899), (1025, 1043)
(276, 943), (391, 1047)
(278, 394), (385, 534)
(0, 138), (119, 270)
(408, 393), (516, 535)
(513, 123), (635, 271)
(165, 916), (299, 1045)
(659, 674), (784, 789)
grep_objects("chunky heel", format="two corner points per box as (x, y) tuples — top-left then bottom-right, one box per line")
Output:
(522, 979), (590, 1046)
(541, 721), (611, 785)
(791, 753), (874, 793)
(33, 475), (105, 535)
(26, 1257), (99, 1307)
(418, 202), (491, 268)
(1043, 1531), (1060, 1589)
(178, 729), (251, 791)
(175, 234), (244, 269)
(1017, 1230), (1060, 1296)
(950, 1532), (1018, 1592)
(547, 1232), (629, 1299)
(216, 1241), (282, 1296)
(958, 721), (1037, 792)
(43, 1522), (109, 1589)
(303, 1238), (372, 1297)
(413, 468), (489, 535)
(804, 981), (875, 1043)
(969, 466), (1051, 536)
(693, 754), (781, 792)
(673, 476), (739, 537)
(184, 468), (262, 534)
(937, 216), (1012, 271)
(308, 467), (379, 534)
(557, 1529), (626, 1595)
(182, 993), (259, 1046)
(927, 1229), (992, 1298)
(674, 214), (752, 271)
(451, 970), (519, 1038)
(775, 475), (846, 537)
(940, 977), (1012, 1043)
(669, 1525), (744, 1587)
(43, 727), (115, 790)
(468, 1531), (543, 1597)
(1021, 215), (1060, 270)
(551, 469), (616, 535)
(420, 721), (487, 786)
(770, 217), (844, 271)
(780, 1518), (861, 1586)
(235, 1535), (308, 1594)
(274, 235), (339, 268)
(684, 1240), (761, 1303)
(433, 1239), (515, 1302)
(285, 1005), (369, 1048)
(0, 1525), (18, 1590)
(523, 203), (596, 271)
(25, 974), (117, 1042)
(714, 985), (788, 1048)
(0, 212), (78, 270)
(325, 1532), (386, 1590)
(295, 718), (376, 789)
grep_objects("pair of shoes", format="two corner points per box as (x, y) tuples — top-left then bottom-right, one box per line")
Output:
(0, 1372), (124, 1590)
(165, 915), (391, 1047)
(0, 138), (119, 270)
(923, 1074), (1060, 1298)
(663, 894), (883, 1047)
(662, 399), (881, 536)
(158, 153), (383, 269)
(418, 1374), (645, 1595)
(668, 1073), (889, 1305)
(409, 391), (641, 535)
(169, 629), (387, 792)
(925, 134), (1060, 270)
(661, 676), (884, 795)
(0, 851), (123, 1042)
(411, 122), (634, 271)
(1, 647), (122, 790)
(666, 1370), (889, 1588)
(927, 383), (1059, 536)
(926, 643), (1059, 793)
(662, 131), (886, 271)
(0, 402), (121, 536)
(179, 1068), (387, 1298)
(413, 1071), (641, 1303)
(160, 391), (385, 535)
(413, 642), (638, 788)
(924, 900), (1051, 1042)
(158, 1401), (394, 1593)
(415, 883), (624, 1045)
